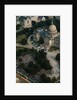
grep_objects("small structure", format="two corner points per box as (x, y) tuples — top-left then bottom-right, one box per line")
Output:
(37, 28), (43, 33)
(41, 16), (46, 21)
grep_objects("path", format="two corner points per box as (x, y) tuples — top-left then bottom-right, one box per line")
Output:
(46, 50), (60, 78)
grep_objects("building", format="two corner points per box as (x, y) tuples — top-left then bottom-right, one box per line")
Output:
(54, 35), (60, 48)
(49, 19), (58, 38)
(48, 16), (54, 19)
(33, 31), (40, 41)
(31, 16), (38, 22)
(49, 24), (58, 38)
(44, 37), (52, 49)
(41, 16), (46, 21)
(38, 16), (43, 22)
(23, 17), (32, 28)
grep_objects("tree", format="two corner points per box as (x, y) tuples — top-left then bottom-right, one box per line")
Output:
(19, 58), (22, 62)
(51, 77), (57, 83)
(40, 73), (51, 83)
(40, 73), (46, 79)
(46, 19), (51, 26)
(16, 49), (23, 57)
(38, 21), (43, 28)
(16, 24), (21, 30)
(38, 36), (44, 44)
(20, 38), (27, 45)
(28, 61), (34, 68)
(44, 16), (49, 20)
(53, 18), (60, 32)
(18, 63), (25, 69)
(32, 21), (36, 27)
(27, 61), (41, 74)
(23, 48), (28, 53)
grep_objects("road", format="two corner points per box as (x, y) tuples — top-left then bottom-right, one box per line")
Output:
(16, 43), (33, 49)
(16, 28), (23, 33)
(16, 73), (30, 83)
(27, 35), (38, 50)
(46, 50), (60, 78)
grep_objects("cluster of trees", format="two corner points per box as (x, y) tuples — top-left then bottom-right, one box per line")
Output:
(16, 47), (37, 59)
(38, 36), (44, 44)
(23, 28), (34, 35)
(17, 48), (52, 75)
(20, 38), (27, 45)
(16, 24), (21, 30)
(40, 73), (51, 83)
(18, 63), (25, 69)
(18, 62), (57, 83)
(35, 50), (52, 70)
(16, 28), (34, 38)
(16, 33), (27, 45)
(32, 19), (51, 29)
(23, 50), (52, 75)
(56, 53), (60, 61)
(16, 48), (23, 58)
(16, 48), (28, 58)
(51, 77), (57, 83)
(24, 61), (41, 75)
(18, 58), (22, 62)
(53, 17), (60, 32)
(40, 74), (57, 83)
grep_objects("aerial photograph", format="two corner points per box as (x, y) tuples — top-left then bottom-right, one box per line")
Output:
(16, 16), (60, 83)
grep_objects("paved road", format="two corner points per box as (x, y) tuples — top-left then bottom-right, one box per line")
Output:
(16, 73), (30, 83)
(46, 50), (60, 78)
(27, 35), (33, 45)
(16, 43), (33, 49)
(27, 35), (38, 50)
